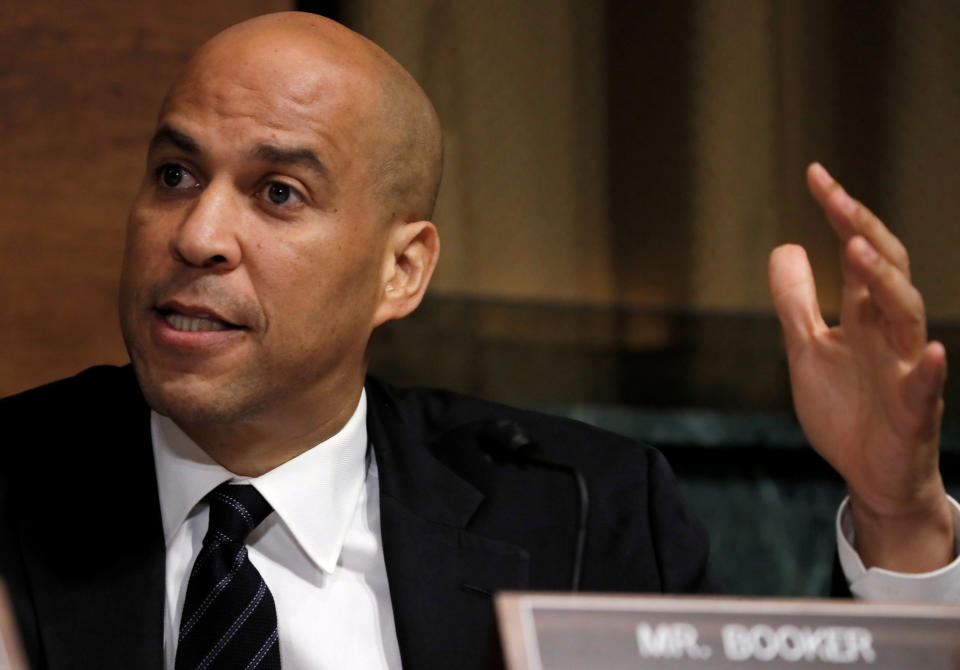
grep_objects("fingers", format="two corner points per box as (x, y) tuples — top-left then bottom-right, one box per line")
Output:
(844, 235), (927, 356)
(902, 341), (948, 438)
(917, 341), (948, 402)
(807, 162), (910, 277)
(809, 162), (928, 357)
(769, 243), (826, 352)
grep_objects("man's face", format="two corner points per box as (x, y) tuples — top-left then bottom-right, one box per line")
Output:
(119, 39), (392, 429)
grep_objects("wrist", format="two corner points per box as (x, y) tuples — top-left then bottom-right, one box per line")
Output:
(850, 489), (956, 572)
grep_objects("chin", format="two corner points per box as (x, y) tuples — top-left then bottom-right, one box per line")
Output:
(132, 361), (258, 427)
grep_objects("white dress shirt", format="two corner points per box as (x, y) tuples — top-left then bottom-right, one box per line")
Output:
(152, 390), (960, 670)
(152, 390), (402, 670)
(838, 495), (960, 602)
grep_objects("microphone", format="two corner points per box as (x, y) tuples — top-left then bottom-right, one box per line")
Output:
(478, 419), (589, 591)
(477, 418), (537, 463)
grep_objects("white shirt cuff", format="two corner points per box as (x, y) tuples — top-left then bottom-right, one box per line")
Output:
(837, 495), (960, 603)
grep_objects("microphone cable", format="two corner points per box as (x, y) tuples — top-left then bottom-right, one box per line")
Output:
(478, 418), (589, 591)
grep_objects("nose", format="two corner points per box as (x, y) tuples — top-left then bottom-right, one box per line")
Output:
(170, 181), (242, 270)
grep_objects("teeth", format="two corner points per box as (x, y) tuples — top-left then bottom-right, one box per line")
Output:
(165, 313), (229, 332)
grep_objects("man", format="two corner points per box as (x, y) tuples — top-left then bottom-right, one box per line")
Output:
(0, 10), (957, 670)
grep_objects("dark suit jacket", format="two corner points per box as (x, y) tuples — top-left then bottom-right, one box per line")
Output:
(0, 366), (717, 669)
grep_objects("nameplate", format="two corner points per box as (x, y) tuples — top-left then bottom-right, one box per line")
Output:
(495, 593), (960, 670)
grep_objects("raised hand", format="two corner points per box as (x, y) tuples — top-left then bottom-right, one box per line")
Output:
(769, 163), (954, 572)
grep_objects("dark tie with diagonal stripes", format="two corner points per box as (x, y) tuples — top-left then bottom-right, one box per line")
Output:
(175, 483), (281, 670)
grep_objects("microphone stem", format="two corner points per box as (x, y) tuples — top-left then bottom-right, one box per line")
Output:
(531, 456), (589, 591)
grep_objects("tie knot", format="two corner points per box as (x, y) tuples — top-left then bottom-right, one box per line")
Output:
(204, 483), (273, 544)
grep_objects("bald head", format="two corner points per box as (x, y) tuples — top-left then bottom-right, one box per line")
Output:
(165, 12), (443, 222)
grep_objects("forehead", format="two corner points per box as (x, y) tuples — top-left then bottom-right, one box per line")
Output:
(158, 40), (382, 170)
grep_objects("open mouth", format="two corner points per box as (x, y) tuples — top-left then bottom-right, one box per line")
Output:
(157, 308), (244, 333)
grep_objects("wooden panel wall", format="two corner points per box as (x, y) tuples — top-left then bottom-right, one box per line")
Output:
(347, 0), (614, 304)
(349, 0), (960, 316)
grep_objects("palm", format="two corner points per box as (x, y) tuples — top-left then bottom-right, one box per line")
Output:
(786, 306), (939, 510)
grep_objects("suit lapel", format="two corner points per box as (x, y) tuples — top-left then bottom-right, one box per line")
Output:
(18, 368), (165, 670)
(366, 379), (529, 669)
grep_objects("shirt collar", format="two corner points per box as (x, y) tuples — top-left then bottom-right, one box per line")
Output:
(151, 389), (369, 574)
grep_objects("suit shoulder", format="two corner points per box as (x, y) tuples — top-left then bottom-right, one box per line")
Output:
(365, 375), (652, 465)
(365, 376), (715, 592)
(1, 364), (136, 406)
(0, 364), (145, 433)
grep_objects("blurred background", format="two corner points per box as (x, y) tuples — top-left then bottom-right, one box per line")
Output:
(2, 0), (958, 595)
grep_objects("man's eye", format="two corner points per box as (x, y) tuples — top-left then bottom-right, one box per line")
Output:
(262, 182), (303, 207)
(156, 164), (198, 189)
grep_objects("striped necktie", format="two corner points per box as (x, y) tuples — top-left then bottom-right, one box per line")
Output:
(175, 483), (281, 670)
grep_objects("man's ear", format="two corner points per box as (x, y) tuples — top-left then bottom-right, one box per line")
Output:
(372, 220), (439, 327)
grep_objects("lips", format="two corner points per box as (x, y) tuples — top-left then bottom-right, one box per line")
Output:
(151, 299), (250, 351)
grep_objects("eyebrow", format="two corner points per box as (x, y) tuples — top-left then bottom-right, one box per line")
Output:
(148, 125), (200, 154)
(147, 126), (331, 183)
(250, 144), (330, 179)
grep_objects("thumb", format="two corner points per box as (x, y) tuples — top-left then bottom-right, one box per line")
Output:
(769, 244), (825, 353)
